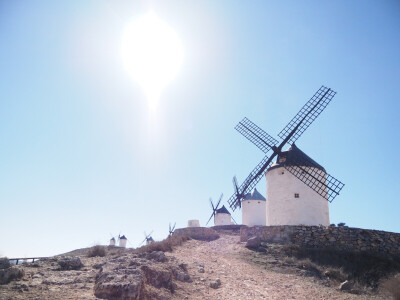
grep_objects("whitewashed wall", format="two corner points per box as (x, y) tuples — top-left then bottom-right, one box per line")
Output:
(119, 238), (127, 248)
(242, 199), (267, 226)
(214, 213), (232, 226)
(265, 167), (329, 226)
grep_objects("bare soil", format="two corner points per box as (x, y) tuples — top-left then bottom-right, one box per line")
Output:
(0, 231), (393, 299)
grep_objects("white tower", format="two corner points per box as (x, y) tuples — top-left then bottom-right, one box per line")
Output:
(188, 220), (200, 227)
(109, 237), (116, 246)
(265, 144), (330, 226)
(214, 205), (233, 226)
(242, 188), (266, 226)
(119, 235), (127, 248)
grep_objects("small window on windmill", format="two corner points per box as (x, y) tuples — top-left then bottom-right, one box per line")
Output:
(258, 201), (260, 203)
(280, 171), (284, 175)
(294, 193), (299, 198)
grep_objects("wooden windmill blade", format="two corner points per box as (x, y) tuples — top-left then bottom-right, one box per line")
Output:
(215, 194), (223, 210)
(169, 222), (176, 235)
(283, 149), (345, 203)
(277, 86), (336, 145)
(206, 198), (216, 225)
(228, 155), (272, 211)
(235, 117), (278, 153)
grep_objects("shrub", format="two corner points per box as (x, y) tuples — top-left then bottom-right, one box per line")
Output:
(135, 235), (189, 254)
(282, 244), (400, 287)
(383, 275), (400, 300)
(87, 245), (107, 257)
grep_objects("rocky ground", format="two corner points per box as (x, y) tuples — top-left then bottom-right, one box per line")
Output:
(0, 230), (396, 299)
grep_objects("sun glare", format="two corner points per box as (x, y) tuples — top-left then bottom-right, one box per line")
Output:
(121, 12), (184, 109)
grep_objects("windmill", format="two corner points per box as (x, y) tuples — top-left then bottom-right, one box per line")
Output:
(206, 193), (223, 225)
(228, 86), (345, 222)
(169, 222), (176, 235)
(139, 231), (154, 246)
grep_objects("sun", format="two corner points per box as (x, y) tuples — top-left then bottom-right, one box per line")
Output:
(121, 12), (184, 109)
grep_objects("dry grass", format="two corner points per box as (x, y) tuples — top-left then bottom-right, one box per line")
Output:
(382, 274), (400, 300)
(282, 244), (400, 288)
(87, 245), (107, 257)
(134, 235), (190, 254)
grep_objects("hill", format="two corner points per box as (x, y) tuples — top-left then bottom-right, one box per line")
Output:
(0, 230), (398, 299)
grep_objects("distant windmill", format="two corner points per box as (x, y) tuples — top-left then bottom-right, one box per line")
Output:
(206, 194), (223, 225)
(228, 86), (345, 226)
(139, 231), (154, 246)
(169, 222), (176, 235)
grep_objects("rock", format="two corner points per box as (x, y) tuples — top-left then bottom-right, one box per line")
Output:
(209, 278), (221, 289)
(147, 251), (168, 263)
(0, 257), (11, 270)
(141, 265), (174, 292)
(339, 280), (352, 291)
(198, 266), (205, 273)
(246, 236), (261, 249)
(58, 256), (83, 270)
(178, 263), (188, 272)
(0, 267), (24, 284)
(94, 263), (144, 300)
(170, 266), (192, 283)
(93, 263), (105, 270)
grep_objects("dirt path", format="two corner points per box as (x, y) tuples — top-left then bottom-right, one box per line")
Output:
(168, 233), (385, 300)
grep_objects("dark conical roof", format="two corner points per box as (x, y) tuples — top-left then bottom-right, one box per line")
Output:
(120, 235), (127, 240)
(267, 143), (325, 172)
(243, 188), (266, 201)
(216, 205), (230, 214)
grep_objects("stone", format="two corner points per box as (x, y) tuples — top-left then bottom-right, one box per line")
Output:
(147, 251), (168, 263)
(170, 266), (192, 283)
(0, 258), (11, 270)
(58, 256), (83, 271)
(339, 280), (352, 291)
(178, 263), (188, 272)
(94, 264), (144, 300)
(0, 267), (24, 284)
(209, 278), (221, 289)
(246, 236), (261, 249)
(141, 265), (174, 292)
(198, 266), (205, 273)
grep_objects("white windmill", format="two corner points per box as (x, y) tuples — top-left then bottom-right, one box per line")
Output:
(241, 188), (266, 226)
(228, 86), (345, 226)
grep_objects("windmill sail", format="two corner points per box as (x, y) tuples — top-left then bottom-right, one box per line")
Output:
(278, 86), (336, 145)
(235, 117), (278, 154)
(228, 85), (343, 212)
(228, 155), (271, 210)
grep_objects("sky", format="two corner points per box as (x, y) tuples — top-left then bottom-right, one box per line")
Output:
(1, 1), (399, 257)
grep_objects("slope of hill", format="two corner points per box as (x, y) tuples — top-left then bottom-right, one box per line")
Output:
(0, 230), (397, 299)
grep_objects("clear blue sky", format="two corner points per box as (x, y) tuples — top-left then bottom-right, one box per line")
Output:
(1, 1), (399, 257)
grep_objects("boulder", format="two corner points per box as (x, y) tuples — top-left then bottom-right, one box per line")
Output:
(246, 236), (261, 249)
(141, 265), (174, 292)
(58, 256), (83, 270)
(147, 251), (168, 263)
(209, 278), (221, 289)
(94, 262), (144, 300)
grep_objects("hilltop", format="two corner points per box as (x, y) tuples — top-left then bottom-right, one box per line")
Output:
(0, 229), (399, 299)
